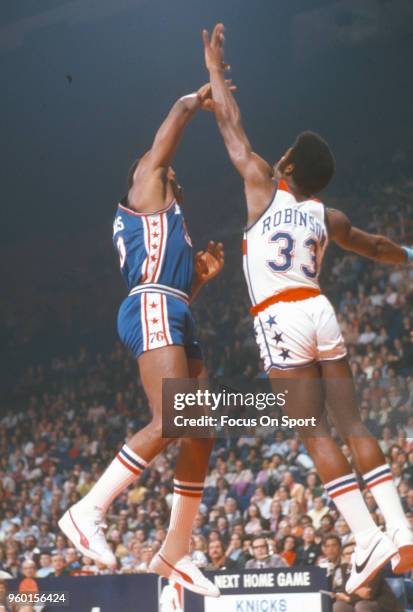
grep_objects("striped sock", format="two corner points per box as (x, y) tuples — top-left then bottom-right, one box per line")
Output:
(160, 480), (204, 563)
(325, 473), (379, 548)
(81, 444), (148, 512)
(362, 464), (410, 532)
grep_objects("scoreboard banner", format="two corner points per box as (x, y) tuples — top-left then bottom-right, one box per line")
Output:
(186, 568), (331, 612)
(3, 567), (331, 611)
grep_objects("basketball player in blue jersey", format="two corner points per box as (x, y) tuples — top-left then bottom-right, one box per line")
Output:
(203, 24), (413, 594)
(59, 81), (234, 598)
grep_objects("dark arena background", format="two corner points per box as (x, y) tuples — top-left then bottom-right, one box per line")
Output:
(1, 1), (413, 611)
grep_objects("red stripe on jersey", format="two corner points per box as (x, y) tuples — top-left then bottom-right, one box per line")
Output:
(242, 238), (247, 255)
(141, 217), (151, 282)
(144, 293), (150, 352)
(151, 214), (164, 282)
(160, 295), (171, 345)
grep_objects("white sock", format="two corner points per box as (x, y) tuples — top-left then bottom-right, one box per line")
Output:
(159, 480), (204, 563)
(362, 463), (410, 532)
(325, 473), (379, 548)
(81, 444), (148, 512)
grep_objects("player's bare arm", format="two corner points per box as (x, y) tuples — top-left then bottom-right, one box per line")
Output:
(127, 84), (220, 213)
(191, 241), (225, 302)
(202, 24), (274, 227)
(327, 207), (409, 265)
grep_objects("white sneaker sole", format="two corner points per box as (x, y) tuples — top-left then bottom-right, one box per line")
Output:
(58, 509), (116, 568)
(149, 554), (220, 598)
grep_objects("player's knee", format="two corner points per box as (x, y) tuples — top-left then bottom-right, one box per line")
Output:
(147, 416), (168, 444)
(341, 421), (371, 443)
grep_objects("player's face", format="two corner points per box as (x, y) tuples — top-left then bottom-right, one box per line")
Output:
(274, 147), (293, 179)
(168, 166), (184, 204)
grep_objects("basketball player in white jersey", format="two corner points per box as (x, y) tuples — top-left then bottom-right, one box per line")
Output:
(203, 23), (413, 593)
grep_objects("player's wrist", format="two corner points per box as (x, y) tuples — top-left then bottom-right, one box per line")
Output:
(209, 64), (225, 75)
(402, 245), (413, 263)
(180, 93), (201, 111)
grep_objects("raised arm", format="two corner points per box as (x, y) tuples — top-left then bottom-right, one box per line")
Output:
(327, 208), (409, 265)
(147, 84), (215, 170)
(202, 24), (274, 226)
(128, 83), (232, 211)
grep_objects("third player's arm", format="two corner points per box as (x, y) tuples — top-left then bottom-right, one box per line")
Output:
(203, 24), (274, 225)
(327, 208), (408, 264)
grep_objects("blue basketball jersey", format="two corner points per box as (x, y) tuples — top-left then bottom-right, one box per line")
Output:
(112, 197), (194, 295)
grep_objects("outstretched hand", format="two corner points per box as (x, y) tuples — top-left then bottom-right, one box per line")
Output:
(202, 23), (228, 72)
(194, 241), (225, 283)
(196, 81), (236, 111)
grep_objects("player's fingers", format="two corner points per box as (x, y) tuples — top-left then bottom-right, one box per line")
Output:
(223, 63), (231, 72)
(202, 30), (210, 47)
(212, 23), (224, 44)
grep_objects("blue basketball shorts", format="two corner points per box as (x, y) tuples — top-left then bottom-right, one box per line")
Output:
(117, 284), (203, 361)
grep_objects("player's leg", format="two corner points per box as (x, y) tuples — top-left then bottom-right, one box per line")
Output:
(83, 345), (189, 505)
(268, 364), (397, 592)
(58, 345), (188, 567)
(322, 356), (413, 573)
(159, 358), (214, 561)
(315, 294), (413, 574)
(151, 358), (219, 597)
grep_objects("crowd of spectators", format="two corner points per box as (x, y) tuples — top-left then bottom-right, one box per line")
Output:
(0, 179), (413, 604)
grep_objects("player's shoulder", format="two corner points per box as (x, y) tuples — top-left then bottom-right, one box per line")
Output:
(324, 207), (352, 240)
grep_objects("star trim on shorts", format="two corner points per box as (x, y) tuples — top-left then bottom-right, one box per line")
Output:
(279, 348), (290, 361)
(266, 315), (277, 327)
(151, 318), (159, 324)
(273, 332), (283, 344)
(150, 302), (157, 309)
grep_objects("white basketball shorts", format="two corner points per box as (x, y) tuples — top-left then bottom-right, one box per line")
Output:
(254, 294), (347, 371)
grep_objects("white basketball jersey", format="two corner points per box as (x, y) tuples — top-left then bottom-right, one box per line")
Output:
(243, 180), (328, 307)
